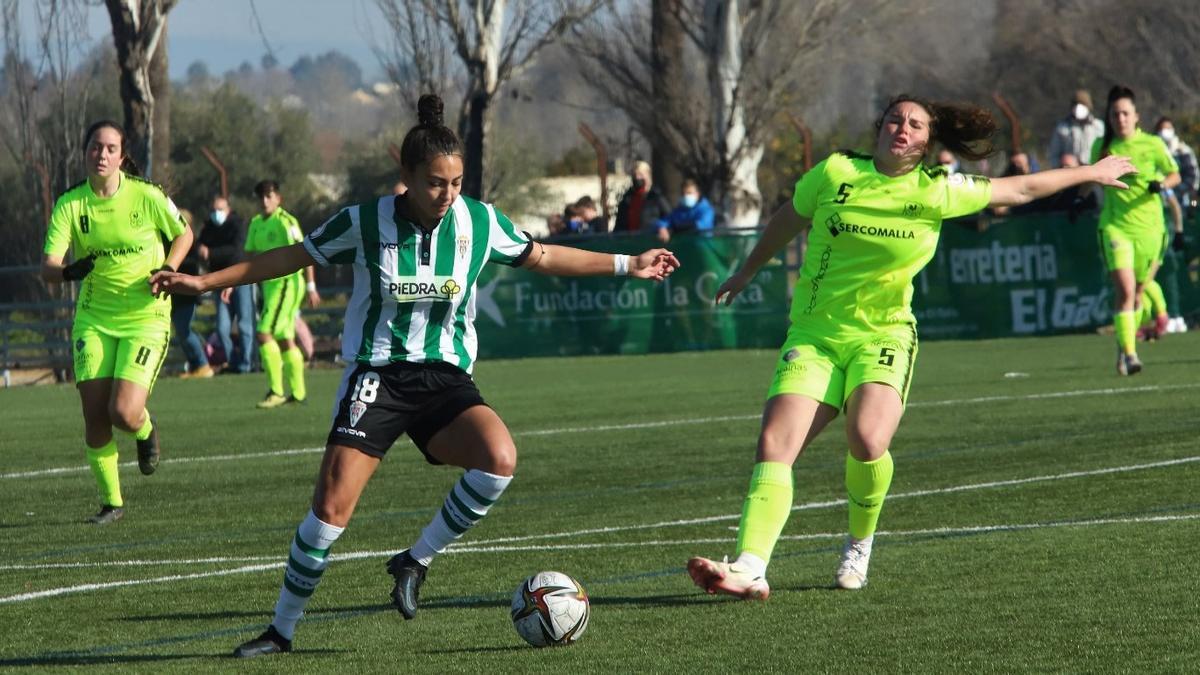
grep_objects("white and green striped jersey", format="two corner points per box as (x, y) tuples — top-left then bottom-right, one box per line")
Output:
(303, 194), (531, 373)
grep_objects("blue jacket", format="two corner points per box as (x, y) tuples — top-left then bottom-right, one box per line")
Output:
(657, 197), (715, 233)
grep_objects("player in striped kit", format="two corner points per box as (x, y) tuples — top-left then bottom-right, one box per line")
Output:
(151, 94), (679, 657)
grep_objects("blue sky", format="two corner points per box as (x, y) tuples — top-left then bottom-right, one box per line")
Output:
(16, 0), (387, 80)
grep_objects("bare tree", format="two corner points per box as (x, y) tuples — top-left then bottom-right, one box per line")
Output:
(572, 0), (928, 225)
(373, 0), (605, 200)
(0, 0), (94, 270)
(102, 0), (177, 179)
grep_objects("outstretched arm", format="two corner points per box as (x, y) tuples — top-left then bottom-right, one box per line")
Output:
(150, 242), (315, 295)
(520, 242), (680, 281)
(714, 202), (809, 305)
(990, 154), (1136, 207)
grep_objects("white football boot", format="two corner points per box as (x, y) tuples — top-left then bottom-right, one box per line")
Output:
(835, 535), (874, 590)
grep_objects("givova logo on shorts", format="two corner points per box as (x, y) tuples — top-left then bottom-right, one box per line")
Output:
(386, 276), (462, 303)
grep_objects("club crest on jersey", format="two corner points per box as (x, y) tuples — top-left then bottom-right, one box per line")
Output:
(387, 275), (463, 303)
(130, 211), (142, 228)
(457, 235), (470, 258)
(902, 202), (924, 218)
(349, 400), (367, 427)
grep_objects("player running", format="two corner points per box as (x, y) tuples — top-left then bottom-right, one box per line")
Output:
(41, 120), (192, 524)
(1090, 85), (1181, 374)
(686, 95), (1135, 600)
(151, 94), (679, 657)
(245, 180), (321, 407)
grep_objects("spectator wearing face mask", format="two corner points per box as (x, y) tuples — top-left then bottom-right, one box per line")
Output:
(935, 149), (960, 174)
(615, 160), (671, 234)
(655, 178), (716, 243)
(197, 195), (255, 374)
(1048, 90), (1105, 168)
(1154, 117), (1198, 214)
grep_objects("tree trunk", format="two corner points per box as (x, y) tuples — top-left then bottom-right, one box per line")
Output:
(103, 0), (173, 180)
(706, 0), (762, 226)
(149, 17), (170, 184)
(461, 86), (489, 200)
(651, 0), (685, 202)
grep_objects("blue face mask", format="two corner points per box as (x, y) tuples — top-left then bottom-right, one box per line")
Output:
(681, 194), (699, 208)
(211, 209), (228, 225)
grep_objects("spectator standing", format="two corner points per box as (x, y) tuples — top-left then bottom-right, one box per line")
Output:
(1048, 90), (1105, 168)
(173, 208), (213, 378)
(198, 195), (255, 374)
(1154, 117), (1198, 218)
(655, 178), (716, 243)
(615, 160), (671, 234)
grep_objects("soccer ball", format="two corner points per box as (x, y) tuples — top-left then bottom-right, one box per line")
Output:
(510, 571), (590, 647)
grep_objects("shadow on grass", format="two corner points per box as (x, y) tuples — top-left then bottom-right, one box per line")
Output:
(121, 604), (390, 622)
(414, 645), (528, 655)
(0, 651), (360, 667)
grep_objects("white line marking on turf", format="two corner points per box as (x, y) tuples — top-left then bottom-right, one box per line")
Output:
(8, 381), (1200, 480)
(7, 457), (1199, 570)
(4, 513), (1196, 603)
(460, 455), (1200, 545)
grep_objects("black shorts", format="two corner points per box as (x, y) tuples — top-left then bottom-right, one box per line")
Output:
(327, 360), (487, 463)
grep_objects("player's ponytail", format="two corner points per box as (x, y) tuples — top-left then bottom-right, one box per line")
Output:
(875, 95), (997, 161)
(1099, 85), (1136, 159)
(399, 94), (463, 170)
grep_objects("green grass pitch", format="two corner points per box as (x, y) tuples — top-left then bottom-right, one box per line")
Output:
(2, 332), (1198, 672)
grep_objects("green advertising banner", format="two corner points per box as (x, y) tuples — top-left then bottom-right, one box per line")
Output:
(472, 233), (791, 359)
(466, 215), (1200, 359)
(913, 211), (1200, 339)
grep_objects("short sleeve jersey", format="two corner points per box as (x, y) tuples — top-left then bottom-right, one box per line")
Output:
(44, 171), (186, 321)
(246, 208), (305, 287)
(791, 152), (992, 329)
(1090, 130), (1179, 235)
(303, 194), (532, 373)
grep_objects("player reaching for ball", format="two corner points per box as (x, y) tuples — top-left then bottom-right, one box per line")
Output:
(686, 94), (1136, 600)
(151, 94), (679, 658)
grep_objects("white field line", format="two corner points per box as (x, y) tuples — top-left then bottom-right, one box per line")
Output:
(457, 455), (1200, 546)
(7, 381), (1200, 481)
(4, 454), (1195, 569)
(3, 513), (1197, 604)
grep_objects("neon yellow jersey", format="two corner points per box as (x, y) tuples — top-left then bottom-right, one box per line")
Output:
(1090, 129), (1178, 235)
(44, 171), (187, 321)
(790, 152), (992, 329)
(246, 207), (305, 286)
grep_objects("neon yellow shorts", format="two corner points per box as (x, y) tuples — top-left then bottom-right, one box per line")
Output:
(72, 322), (171, 389)
(767, 322), (918, 408)
(257, 277), (303, 339)
(1100, 225), (1166, 282)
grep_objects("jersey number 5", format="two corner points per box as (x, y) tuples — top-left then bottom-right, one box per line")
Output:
(878, 347), (895, 367)
(834, 183), (853, 204)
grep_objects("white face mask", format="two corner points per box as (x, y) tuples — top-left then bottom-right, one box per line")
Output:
(682, 193), (699, 208)
(1073, 103), (1090, 121)
(1160, 128), (1177, 143)
(211, 209), (228, 225)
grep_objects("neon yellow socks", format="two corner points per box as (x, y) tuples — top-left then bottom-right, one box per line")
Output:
(133, 412), (153, 441)
(734, 462), (793, 566)
(846, 451), (894, 540)
(260, 341), (283, 395)
(1143, 281), (1167, 319)
(86, 439), (123, 507)
(1113, 310), (1137, 355)
(282, 346), (306, 401)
